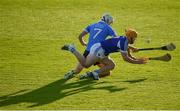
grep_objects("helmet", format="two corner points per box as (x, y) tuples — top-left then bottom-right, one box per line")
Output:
(125, 28), (138, 44)
(101, 13), (113, 25)
(125, 28), (138, 39)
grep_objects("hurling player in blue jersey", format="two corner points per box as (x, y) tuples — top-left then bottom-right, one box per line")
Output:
(63, 13), (118, 80)
(62, 28), (147, 80)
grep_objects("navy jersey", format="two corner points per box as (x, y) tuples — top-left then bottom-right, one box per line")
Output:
(84, 21), (116, 51)
(101, 36), (128, 55)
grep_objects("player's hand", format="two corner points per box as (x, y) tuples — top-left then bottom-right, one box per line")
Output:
(138, 57), (149, 64)
(81, 42), (87, 46)
(83, 43), (87, 46)
(138, 57), (149, 61)
(131, 47), (139, 52)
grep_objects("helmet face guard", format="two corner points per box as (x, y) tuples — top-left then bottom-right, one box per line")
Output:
(102, 14), (113, 25)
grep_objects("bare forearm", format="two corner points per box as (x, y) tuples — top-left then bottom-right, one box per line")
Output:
(78, 31), (88, 46)
(127, 48), (136, 60)
(78, 36), (86, 46)
(121, 52), (144, 64)
(124, 57), (143, 64)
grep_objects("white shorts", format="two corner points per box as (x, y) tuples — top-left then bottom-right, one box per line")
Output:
(90, 43), (106, 59)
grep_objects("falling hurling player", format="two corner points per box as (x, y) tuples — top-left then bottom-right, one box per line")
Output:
(63, 13), (117, 80)
(62, 28), (147, 80)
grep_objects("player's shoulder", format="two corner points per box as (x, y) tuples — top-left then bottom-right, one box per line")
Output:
(104, 24), (114, 32)
(119, 36), (127, 40)
(117, 36), (128, 44)
(113, 36), (126, 39)
(120, 36), (128, 46)
(96, 20), (109, 27)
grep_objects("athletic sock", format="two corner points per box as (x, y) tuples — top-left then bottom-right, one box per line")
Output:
(93, 69), (100, 75)
(69, 47), (76, 53)
(92, 69), (100, 80)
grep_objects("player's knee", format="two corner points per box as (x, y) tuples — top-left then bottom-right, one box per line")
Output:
(107, 71), (112, 76)
(110, 62), (115, 70)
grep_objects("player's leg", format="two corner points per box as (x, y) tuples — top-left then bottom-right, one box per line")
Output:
(72, 54), (100, 80)
(72, 50), (100, 68)
(83, 54), (100, 68)
(98, 57), (115, 77)
(73, 50), (89, 73)
(80, 57), (115, 80)
(62, 44), (102, 80)
(73, 63), (83, 74)
(61, 44), (99, 68)
(64, 50), (89, 80)
(62, 43), (103, 80)
(96, 63), (111, 77)
(64, 63), (82, 80)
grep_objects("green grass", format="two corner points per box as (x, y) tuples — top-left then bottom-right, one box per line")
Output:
(0, 0), (180, 109)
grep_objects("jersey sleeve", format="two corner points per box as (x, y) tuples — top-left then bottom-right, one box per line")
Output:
(108, 26), (117, 37)
(84, 24), (91, 33)
(117, 38), (128, 53)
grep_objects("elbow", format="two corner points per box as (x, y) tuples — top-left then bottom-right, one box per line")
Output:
(110, 63), (115, 70)
(78, 35), (82, 41)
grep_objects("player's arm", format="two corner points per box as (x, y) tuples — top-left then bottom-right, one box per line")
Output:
(108, 26), (117, 37)
(120, 51), (146, 64)
(128, 45), (139, 52)
(127, 48), (136, 60)
(78, 30), (88, 46)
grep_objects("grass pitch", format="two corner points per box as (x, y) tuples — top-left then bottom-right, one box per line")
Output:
(0, 0), (180, 110)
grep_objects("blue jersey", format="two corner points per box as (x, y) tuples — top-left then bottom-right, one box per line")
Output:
(84, 21), (116, 51)
(101, 36), (128, 55)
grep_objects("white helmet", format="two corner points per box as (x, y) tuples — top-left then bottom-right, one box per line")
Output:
(101, 13), (113, 25)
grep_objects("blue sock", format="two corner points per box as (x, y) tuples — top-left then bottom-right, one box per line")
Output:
(87, 72), (93, 77)
(86, 70), (99, 77)
(93, 69), (100, 75)
(70, 48), (76, 53)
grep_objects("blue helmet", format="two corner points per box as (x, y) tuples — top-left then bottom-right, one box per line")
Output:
(101, 13), (114, 25)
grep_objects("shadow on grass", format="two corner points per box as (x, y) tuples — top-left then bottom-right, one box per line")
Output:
(0, 79), (127, 108)
(0, 89), (29, 100)
(122, 78), (148, 84)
